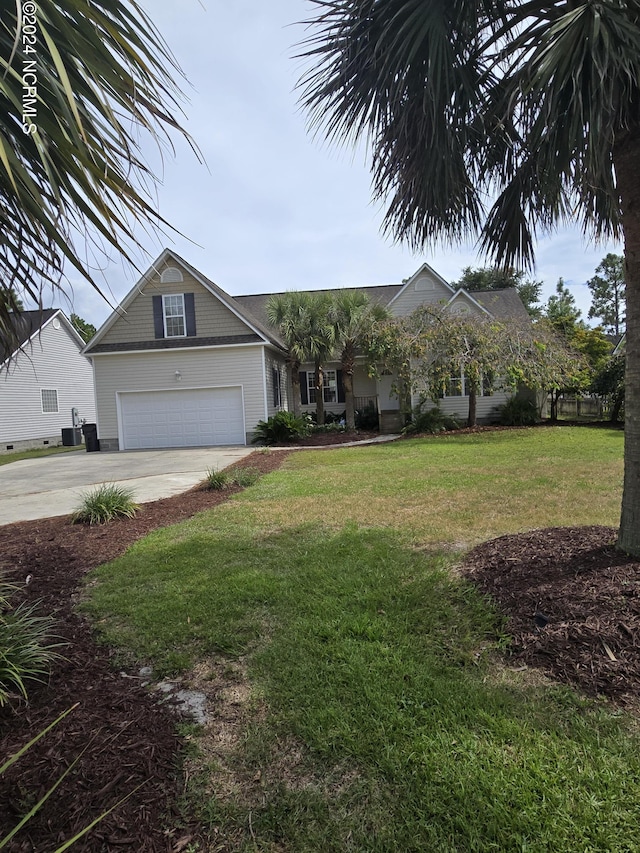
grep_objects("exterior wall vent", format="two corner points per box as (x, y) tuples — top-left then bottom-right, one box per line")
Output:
(160, 267), (184, 284)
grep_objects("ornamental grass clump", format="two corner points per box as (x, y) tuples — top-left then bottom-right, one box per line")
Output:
(204, 468), (231, 490)
(0, 575), (61, 707)
(230, 467), (261, 488)
(72, 484), (139, 524)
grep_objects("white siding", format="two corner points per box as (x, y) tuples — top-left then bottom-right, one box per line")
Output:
(0, 320), (96, 446)
(415, 390), (512, 423)
(92, 345), (267, 447)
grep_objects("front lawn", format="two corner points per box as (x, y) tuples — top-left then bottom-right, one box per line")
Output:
(84, 427), (634, 852)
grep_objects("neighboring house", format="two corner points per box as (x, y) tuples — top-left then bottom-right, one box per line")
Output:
(0, 309), (97, 452)
(84, 250), (530, 451)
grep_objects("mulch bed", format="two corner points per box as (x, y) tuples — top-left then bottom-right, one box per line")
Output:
(0, 450), (289, 853)
(1, 432), (639, 849)
(462, 526), (640, 705)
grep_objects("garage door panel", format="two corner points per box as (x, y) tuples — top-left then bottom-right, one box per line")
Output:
(120, 387), (245, 449)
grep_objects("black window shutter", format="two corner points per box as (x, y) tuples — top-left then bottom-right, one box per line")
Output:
(184, 293), (196, 337)
(272, 367), (279, 407)
(299, 371), (308, 405)
(337, 369), (345, 403)
(152, 295), (164, 338)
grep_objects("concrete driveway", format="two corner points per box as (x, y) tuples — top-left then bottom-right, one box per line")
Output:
(0, 446), (254, 526)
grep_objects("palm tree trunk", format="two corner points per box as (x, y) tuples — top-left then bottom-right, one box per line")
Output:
(315, 362), (325, 425)
(614, 133), (640, 556)
(342, 343), (356, 430)
(344, 371), (355, 430)
(290, 358), (301, 416)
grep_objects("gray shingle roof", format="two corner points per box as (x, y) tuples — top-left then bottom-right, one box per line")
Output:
(472, 289), (531, 322)
(1, 309), (57, 363)
(233, 284), (403, 329)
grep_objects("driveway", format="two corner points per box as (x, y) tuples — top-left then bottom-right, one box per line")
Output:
(0, 446), (254, 526)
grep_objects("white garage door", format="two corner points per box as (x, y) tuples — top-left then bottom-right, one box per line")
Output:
(119, 387), (245, 449)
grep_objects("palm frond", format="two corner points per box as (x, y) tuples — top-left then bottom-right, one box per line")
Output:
(0, 0), (200, 351)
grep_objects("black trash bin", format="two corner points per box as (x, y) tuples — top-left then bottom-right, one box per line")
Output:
(81, 423), (100, 452)
(61, 427), (82, 446)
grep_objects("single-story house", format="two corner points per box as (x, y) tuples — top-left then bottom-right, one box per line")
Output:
(83, 249), (530, 450)
(0, 309), (97, 452)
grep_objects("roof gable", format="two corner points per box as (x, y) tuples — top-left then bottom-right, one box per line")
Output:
(85, 250), (285, 354)
(387, 263), (454, 316)
(1, 309), (85, 367)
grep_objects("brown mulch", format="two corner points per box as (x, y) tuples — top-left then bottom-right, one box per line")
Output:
(2, 432), (639, 849)
(462, 526), (640, 706)
(0, 450), (289, 853)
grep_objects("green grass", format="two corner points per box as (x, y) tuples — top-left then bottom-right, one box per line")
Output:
(0, 444), (83, 466)
(82, 427), (636, 852)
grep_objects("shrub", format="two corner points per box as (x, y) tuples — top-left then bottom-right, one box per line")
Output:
(204, 468), (231, 490)
(251, 411), (310, 444)
(496, 397), (538, 426)
(355, 402), (379, 431)
(0, 576), (61, 706)
(72, 484), (139, 524)
(311, 422), (347, 435)
(403, 406), (461, 435)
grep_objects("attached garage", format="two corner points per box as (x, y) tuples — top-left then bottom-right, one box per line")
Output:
(118, 386), (245, 450)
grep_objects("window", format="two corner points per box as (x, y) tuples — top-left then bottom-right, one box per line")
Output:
(272, 366), (282, 408)
(307, 369), (338, 404)
(41, 389), (59, 413)
(162, 294), (186, 337)
(442, 372), (494, 398)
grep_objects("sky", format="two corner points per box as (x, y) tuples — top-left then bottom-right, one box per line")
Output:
(60, 0), (622, 329)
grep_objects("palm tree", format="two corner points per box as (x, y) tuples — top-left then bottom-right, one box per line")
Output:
(266, 291), (313, 415)
(299, 1), (640, 556)
(267, 290), (335, 423)
(304, 292), (336, 426)
(0, 0), (196, 351)
(330, 290), (389, 429)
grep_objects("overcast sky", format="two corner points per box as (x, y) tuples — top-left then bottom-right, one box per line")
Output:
(62, 0), (621, 328)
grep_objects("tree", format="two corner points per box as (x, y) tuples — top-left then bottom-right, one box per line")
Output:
(330, 290), (390, 429)
(0, 1), (196, 353)
(0, 292), (24, 313)
(266, 291), (314, 416)
(304, 292), (337, 426)
(451, 267), (543, 318)
(368, 308), (584, 427)
(592, 354), (626, 424)
(544, 280), (582, 340)
(70, 314), (96, 344)
(299, 1), (640, 555)
(587, 254), (626, 336)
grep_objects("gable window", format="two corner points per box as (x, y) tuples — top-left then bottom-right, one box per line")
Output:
(160, 266), (184, 284)
(41, 389), (59, 413)
(163, 294), (186, 337)
(153, 293), (196, 339)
